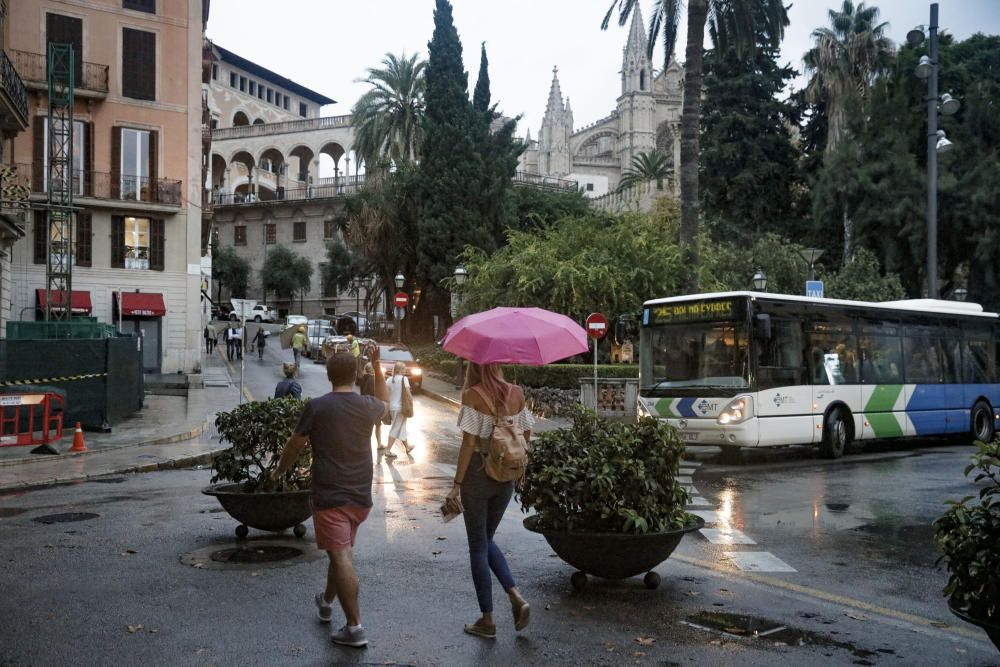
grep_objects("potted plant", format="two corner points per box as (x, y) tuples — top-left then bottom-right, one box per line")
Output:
(933, 437), (1000, 652)
(519, 406), (703, 590)
(203, 397), (313, 539)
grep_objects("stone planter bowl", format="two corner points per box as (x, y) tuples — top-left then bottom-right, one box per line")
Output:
(203, 482), (312, 539)
(950, 604), (1000, 653)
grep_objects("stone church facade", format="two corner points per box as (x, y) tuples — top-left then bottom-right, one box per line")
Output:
(519, 6), (684, 198)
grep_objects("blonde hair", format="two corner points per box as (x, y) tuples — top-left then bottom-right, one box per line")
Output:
(391, 361), (406, 382)
(282, 362), (296, 378)
(464, 362), (512, 408)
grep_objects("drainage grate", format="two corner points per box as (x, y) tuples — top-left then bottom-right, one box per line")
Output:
(210, 545), (303, 564)
(33, 512), (100, 524)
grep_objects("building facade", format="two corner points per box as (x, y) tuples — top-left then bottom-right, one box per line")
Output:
(8, 0), (207, 373)
(519, 6), (684, 197)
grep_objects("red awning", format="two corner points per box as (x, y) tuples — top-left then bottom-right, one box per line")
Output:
(35, 289), (93, 314)
(117, 292), (166, 317)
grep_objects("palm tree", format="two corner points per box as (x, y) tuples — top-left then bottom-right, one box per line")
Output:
(617, 151), (673, 193)
(602, 0), (788, 293)
(804, 1), (894, 261)
(804, 1), (894, 153)
(351, 53), (426, 166)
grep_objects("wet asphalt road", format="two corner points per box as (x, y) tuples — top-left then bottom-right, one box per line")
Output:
(0, 338), (997, 665)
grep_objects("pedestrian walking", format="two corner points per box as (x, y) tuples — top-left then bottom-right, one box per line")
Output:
(204, 324), (213, 354)
(274, 362), (302, 400)
(291, 326), (309, 369)
(380, 362), (413, 460)
(252, 326), (267, 360)
(272, 348), (389, 648)
(445, 362), (533, 639)
(232, 324), (244, 360)
(225, 324), (237, 362)
(359, 362), (382, 449)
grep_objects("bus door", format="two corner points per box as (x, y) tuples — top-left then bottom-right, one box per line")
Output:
(858, 324), (905, 440)
(806, 322), (861, 443)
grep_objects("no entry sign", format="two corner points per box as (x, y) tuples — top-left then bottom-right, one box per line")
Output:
(394, 292), (409, 308)
(586, 312), (608, 340)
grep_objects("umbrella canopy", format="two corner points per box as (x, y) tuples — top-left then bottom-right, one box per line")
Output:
(442, 307), (588, 366)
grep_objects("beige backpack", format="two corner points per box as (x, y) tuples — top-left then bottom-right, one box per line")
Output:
(472, 385), (530, 483)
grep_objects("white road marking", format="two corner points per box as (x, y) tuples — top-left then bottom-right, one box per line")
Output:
(689, 509), (723, 525)
(724, 551), (797, 573)
(687, 496), (712, 507)
(676, 475), (693, 484)
(700, 528), (757, 545)
(681, 460), (702, 466)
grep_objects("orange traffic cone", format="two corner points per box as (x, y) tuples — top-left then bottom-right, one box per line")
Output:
(69, 422), (88, 453)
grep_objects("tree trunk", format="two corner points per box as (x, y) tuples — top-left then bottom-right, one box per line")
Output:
(680, 0), (709, 294)
(842, 202), (853, 265)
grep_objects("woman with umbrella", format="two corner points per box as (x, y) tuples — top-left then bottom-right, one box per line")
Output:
(441, 307), (588, 639)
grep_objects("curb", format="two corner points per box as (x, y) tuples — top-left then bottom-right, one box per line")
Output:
(420, 386), (461, 410)
(0, 421), (209, 469)
(0, 447), (226, 493)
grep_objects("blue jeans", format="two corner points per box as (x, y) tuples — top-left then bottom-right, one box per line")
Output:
(460, 457), (516, 613)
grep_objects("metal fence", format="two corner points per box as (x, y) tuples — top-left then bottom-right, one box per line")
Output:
(10, 49), (109, 94)
(13, 163), (182, 206)
(0, 48), (28, 121)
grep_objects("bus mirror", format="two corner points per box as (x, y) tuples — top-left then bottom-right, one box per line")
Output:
(755, 313), (772, 340)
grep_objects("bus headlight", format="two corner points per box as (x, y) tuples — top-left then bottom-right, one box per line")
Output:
(717, 396), (753, 425)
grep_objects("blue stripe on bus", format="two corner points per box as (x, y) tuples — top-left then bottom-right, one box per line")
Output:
(908, 411), (949, 435)
(676, 398), (698, 418)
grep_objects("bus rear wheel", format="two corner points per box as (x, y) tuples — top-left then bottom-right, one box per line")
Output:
(820, 408), (850, 459)
(971, 400), (995, 443)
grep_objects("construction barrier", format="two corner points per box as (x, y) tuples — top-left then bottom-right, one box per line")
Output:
(0, 392), (64, 447)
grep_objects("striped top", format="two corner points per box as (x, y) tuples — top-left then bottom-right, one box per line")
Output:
(457, 404), (536, 439)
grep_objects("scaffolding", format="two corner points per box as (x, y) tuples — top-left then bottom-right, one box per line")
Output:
(44, 43), (75, 322)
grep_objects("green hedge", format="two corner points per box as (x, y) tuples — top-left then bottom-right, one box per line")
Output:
(438, 360), (638, 390)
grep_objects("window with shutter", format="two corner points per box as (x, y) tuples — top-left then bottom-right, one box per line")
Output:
(32, 117), (44, 192)
(76, 213), (92, 267)
(111, 216), (125, 268)
(46, 13), (82, 83)
(33, 211), (47, 265)
(122, 28), (156, 101)
(293, 222), (306, 242)
(234, 226), (246, 245)
(150, 219), (164, 271)
(123, 0), (155, 13)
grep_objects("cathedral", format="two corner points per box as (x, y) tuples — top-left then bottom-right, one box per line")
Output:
(519, 6), (685, 198)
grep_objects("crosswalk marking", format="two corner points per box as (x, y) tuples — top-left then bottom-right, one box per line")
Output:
(700, 527), (757, 545)
(724, 551), (797, 573)
(688, 509), (723, 525)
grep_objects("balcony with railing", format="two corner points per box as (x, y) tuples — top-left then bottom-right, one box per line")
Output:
(0, 49), (28, 131)
(211, 114), (353, 140)
(511, 171), (578, 192)
(10, 49), (109, 98)
(213, 176), (365, 207)
(13, 163), (182, 207)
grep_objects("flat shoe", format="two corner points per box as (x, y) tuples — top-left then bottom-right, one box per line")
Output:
(512, 597), (530, 631)
(463, 620), (496, 639)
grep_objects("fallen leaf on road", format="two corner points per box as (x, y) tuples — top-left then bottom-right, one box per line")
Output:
(635, 636), (655, 646)
(709, 639), (722, 645)
(723, 627), (743, 634)
(194, 648), (209, 655)
(432, 551), (442, 556)
(955, 648), (966, 654)
(192, 563), (204, 569)
(148, 629), (159, 634)
(250, 571), (262, 577)
(544, 604), (551, 610)
(583, 605), (595, 610)
(930, 621), (949, 628)
(684, 591), (700, 597)
(633, 651), (645, 657)
(127, 625), (143, 633)
(435, 536), (447, 541)
(844, 612), (868, 621)
(773, 641), (786, 646)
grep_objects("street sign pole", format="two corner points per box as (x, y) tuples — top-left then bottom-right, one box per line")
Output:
(585, 312), (609, 408)
(239, 313), (246, 405)
(593, 337), (598, 403)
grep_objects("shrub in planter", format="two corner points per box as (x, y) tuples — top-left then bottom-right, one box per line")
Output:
(933, 437), (1000, 641)
(212, 397), (310, 492)
(519, 406), (693, 533)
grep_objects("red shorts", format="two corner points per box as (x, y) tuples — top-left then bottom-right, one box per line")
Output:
(313, 505), (371, 551)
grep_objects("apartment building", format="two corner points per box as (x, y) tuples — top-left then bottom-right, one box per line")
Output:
(0, 0), (30, 334)
(8, 0), (207, 373)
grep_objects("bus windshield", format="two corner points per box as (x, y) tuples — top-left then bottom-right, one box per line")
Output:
(641, 321), (750, 396)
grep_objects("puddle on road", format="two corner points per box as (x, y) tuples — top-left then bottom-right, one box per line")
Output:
(32, 512), (100, 524)
(210, 545), (303, 564)
(685, 611), (878, 662)
(0, 506), (29, 518)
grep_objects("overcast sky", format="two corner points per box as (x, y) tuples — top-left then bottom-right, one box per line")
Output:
(207, 0), (1000, 138)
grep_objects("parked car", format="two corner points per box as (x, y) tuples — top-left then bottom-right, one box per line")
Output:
(340, 311), (369, 334)
(318, 335), (375, 363)
(378, 344), (422, 391)
(304, 319), (332, 357)
(229, 304), (278, 322)
(285, 314), (308, 329)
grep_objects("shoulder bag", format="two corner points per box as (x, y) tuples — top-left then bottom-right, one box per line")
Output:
(401, 378), (415, 418)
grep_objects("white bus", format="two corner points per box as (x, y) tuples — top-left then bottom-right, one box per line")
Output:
(637, 292), (999, 458)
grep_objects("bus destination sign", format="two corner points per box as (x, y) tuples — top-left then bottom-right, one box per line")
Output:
(644, 299), (736, 326)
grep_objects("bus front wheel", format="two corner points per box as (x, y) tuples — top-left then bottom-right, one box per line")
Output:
(820, 408), (850, 459)
(971, 400), (995, 443)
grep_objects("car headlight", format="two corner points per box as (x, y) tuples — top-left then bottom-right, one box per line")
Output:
(410, 367), (422, 376)
(636, 400), (651, 418)
(717, 396), (753, 425)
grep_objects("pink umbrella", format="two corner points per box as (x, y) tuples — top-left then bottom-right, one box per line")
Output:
(442, 307), (589, 366)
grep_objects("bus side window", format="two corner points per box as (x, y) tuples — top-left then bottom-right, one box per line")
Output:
(966, 338), (995, 383)
(758, 320), (807, 390)
(806, 332), (856, 385)
(859, 335), (903, 384)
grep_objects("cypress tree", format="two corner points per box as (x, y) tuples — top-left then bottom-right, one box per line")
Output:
(473, 42), (490, 112)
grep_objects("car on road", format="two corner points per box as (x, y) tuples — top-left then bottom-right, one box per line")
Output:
(304, 319), (333, 357)
(318, 335), (375, 364)
(340, 311), (369, 334)
(285, 314), (308, 329)
(228, 304), (278, 322)
(378, 344), (422, 391)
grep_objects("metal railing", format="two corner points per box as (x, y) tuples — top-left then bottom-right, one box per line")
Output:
(511, 171), (578, 191)
(213, 178), (364, 206)
(211, 114), (353, 140)
(10, 49), (109, 95)
(0, 49), (28, 122)
(13, 163), (181, 206)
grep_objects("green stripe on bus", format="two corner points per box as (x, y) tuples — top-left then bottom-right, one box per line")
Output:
(867, 412), (904, 438)
(655, 398), (676, 418)
(865, 384), (903, 412)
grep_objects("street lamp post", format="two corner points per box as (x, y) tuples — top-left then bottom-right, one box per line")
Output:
(797, 248), (824, 283)
(910, 3), (960, 299)
(394, 271), (404, 344)
(452, 264), (468, 388)
(752, 270), (768, 292)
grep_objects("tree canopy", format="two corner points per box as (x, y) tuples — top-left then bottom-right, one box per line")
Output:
(261, 245), (313, 303)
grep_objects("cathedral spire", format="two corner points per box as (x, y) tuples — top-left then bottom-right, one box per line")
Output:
(624, 3), (648, 59)
(564, 97), (574, 132)
(544, 66), (565, 118)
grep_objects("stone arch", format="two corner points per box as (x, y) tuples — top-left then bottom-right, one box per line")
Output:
(230, 150), (255, 171)
(575, 130), (617, 158)
(319, 141), (347, 178)
(211, 153), (228, 191)
(258, 147), (285, 174)
(288, 144), (315, 185)
(233, 111), (250, 126)
(655, 121), (675, 154)
(252, 118), (265, 125)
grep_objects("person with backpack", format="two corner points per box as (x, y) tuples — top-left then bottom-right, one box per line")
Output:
(380, 361), (413, 460)
(445, 362), (534, 639)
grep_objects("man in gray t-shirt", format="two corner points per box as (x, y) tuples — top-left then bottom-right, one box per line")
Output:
(273, 347), (387, 648)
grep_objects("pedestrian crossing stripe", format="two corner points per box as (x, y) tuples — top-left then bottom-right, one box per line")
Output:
(0, 372), (107, 386)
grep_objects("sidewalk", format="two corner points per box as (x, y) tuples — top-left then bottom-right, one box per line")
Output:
(0, 350), (241, 492)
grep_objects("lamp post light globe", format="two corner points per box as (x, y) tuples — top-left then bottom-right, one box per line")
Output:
(915, 55), (932, 79)
(907, 28), (926, 47)
(935, 130), (953, 153)
(453, 264), (468, 286)
(939, 93), (960, 116)
(394, 272), (405, 290)
(752, 270), (768, 292)
(953, 287), (968, 302)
